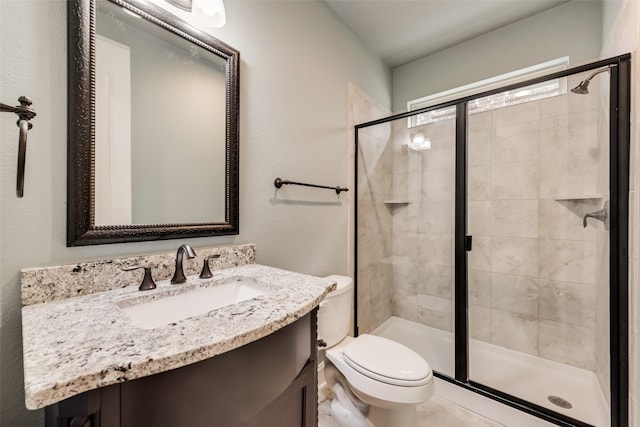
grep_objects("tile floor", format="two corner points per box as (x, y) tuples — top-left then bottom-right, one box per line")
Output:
(319, 393), (504, 427)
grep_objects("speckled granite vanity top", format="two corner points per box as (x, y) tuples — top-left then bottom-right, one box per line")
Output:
(21, 245), (335, 410)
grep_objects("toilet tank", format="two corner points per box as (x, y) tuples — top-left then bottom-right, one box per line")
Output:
(318, 275), (353, 348)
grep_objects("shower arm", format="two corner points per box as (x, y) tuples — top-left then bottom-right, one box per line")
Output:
(580, 66), (613, 85)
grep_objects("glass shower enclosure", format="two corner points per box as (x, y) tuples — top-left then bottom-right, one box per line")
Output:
(354, 54), (630, 427)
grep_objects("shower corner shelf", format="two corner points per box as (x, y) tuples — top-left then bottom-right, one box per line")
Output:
(554, 194), (604, 202)
(383, 200), (411, 205)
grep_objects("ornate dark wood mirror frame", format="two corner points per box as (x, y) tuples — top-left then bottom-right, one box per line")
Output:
(67, 0), (240, 246)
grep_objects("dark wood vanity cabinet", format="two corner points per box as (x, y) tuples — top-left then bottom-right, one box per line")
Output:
(45, 310), (318, 427)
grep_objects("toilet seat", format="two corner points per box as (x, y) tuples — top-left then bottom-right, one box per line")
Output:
(325, 335), (434, 406)
(318, 274), (435, 425)
(342, 334), (431, 387)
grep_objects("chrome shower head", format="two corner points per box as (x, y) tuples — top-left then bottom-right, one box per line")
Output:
(570, 66), (611, 95)
(570, 81), (590, 94)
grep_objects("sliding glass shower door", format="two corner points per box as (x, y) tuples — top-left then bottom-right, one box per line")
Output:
(466, 69), (611, 426)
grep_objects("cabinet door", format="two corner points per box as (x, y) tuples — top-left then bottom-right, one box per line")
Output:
(120, 314), (312, 427)
(240, 361), (317, 427)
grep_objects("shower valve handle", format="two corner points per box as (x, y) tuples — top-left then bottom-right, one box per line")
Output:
(583, 201), (609, 230)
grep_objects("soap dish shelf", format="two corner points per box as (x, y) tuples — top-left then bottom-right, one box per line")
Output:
(384, 200), (411, 205)
(554, 194), (603, 202)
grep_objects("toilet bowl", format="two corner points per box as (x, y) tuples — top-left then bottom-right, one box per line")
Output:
(318, 275), (434, 427)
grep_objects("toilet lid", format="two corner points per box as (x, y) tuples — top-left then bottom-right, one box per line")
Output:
(342, 334), (431, 387)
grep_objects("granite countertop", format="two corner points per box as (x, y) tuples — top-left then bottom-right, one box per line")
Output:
(22, 263), (335, 410)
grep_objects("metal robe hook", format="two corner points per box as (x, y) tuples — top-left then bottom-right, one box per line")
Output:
(1, 96), (37, 197)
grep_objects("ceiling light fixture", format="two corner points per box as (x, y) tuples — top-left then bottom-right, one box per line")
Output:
(166, 0), (226, 28)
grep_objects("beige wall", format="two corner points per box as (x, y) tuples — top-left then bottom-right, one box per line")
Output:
(0, 1), (391, 424)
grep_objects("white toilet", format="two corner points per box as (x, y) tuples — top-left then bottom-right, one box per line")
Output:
(319, 275), (434, 427)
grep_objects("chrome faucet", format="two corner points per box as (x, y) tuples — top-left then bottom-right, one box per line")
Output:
(171, 244), (196, 284)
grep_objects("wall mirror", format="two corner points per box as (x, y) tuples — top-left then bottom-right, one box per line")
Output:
(67, 0), (239, 246)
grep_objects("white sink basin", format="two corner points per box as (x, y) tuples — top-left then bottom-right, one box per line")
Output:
(121, 280), (270, 329)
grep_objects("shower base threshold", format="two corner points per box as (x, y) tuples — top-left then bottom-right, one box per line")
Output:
(371, 316), (609, 427)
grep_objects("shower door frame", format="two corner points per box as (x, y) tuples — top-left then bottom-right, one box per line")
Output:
(353, 53), (631, 427)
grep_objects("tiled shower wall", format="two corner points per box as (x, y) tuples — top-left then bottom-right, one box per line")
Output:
(391, 117), (456, 331)
(351, 83), (394, 335)
(356, 124), (394, 334)
(390, 74), (604, 372)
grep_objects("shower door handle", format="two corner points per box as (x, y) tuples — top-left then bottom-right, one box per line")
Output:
(465, 235), (473, 251)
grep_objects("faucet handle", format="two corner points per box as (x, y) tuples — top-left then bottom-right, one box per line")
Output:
(123, 266), (157, 291)
(199, 255), (222, 279)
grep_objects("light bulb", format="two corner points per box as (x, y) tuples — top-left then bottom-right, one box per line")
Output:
(407, 133), (431, 151)
(192, 0), (226, 28)
(412, 133), (425, 145)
